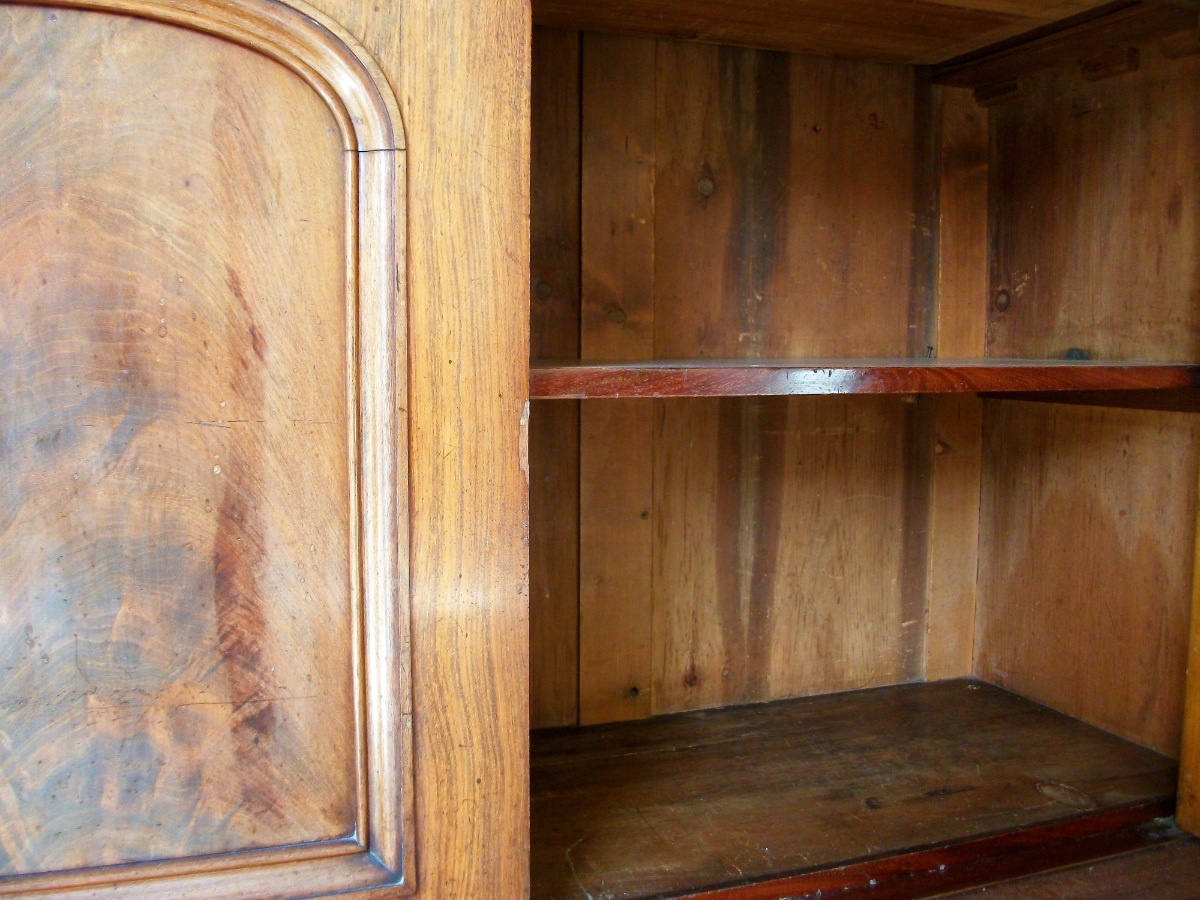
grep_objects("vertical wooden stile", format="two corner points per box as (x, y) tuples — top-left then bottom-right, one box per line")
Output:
(529, 28), (582, 729)
(1175, 461), (1200, 832)
(926, 86), (988, 681)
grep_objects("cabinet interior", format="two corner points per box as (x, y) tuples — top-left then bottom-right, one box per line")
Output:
(528, 4), (1200, 897)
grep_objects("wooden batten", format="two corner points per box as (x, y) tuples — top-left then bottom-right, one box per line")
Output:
(1177, 461), (1200, 832)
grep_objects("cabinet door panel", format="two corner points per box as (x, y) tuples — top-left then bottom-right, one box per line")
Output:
(0, 2), (409, 896)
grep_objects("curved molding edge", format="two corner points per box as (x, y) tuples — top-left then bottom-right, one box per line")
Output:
(29, 0), (405, 151)
(0, 1), (412, 897)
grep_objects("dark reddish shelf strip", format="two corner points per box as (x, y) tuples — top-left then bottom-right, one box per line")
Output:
(529, 360), (1200, 400)
(676, 801), (1177, 900)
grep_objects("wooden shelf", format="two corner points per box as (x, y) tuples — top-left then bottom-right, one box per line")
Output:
(530, 358), (1200, 400)
(531, 680), (1177, 900)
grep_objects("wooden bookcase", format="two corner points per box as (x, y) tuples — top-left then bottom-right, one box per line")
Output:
(528, 2), (1200, 897)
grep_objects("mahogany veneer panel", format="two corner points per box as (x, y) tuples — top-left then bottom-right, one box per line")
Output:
(532, 0), (1118, 65)
(0, 1), (410, 893)
(0, 6), (353, 870)
(530, 680), (1177, 900)
(531, 359), (1200, 399)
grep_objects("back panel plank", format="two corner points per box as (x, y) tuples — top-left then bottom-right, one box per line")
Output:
(0, 6), (354, 872)
(649, 43), (926, 715)
(653, 397), (911, 713)
(564, 37), (933, 722)
(578, 34), (656, 724)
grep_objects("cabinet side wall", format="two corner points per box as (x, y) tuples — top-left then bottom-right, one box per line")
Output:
(976, 46), (1200, 756)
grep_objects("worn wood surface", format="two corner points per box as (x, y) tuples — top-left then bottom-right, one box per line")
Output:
(530, 360), (1200, 398)
(977, 402), (1200, 757)
(986, 43), (1200, 363)
(0, 0), (412, 894)
(546, 37), (935, 723)
(0, 3), (351, 872)
(530, 679), (1177, 900)
(679, 811), (1177, 899)
(1176, 456), (1200, 832)
(924, 88), (989, 682)
(653, 43), (918, 361)
(577, 34), (657, 726)
(976, 49), (1200, 760)
(530, 28), (581, 731)
(307, 0), (532, 896)
(652, 396), (911, 713)
(934, 1), (1199, 90)
(532, 0), (1117, 65)
(946, 838), (1200, 898)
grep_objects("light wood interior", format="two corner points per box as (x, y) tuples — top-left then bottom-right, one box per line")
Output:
(530, 11), (1200, 752)
(528, 6), (1200, 896)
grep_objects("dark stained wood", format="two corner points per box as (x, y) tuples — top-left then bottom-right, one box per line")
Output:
(529, 27), (582, 730)
(530, 359), (1200, 399)
(530, 679), (1178, 900)
(934, 1), (1198, 90)
(945, 837), (1200, 898)
(532, 0), (1119, 65)
(681, 810), (1178, 899)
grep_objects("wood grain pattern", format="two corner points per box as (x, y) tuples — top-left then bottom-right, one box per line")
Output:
(976, 402), (1200, 756)
(946, 837), (1200, 899)
(532, 0), (1117, 65)
(1176, 457), (1200, 832)
(977, 47), (1200, 762)
(652, 397), (911, 714)
(986, 42), (1200, 363)
(556, 37), (941, 722)
(529, 28), (581, 730)
(307, 0), (533, 894)
(530, 360), (1200, 398)
(934, 1), (1199, 90)
(0, 0), (409, 895)
(680, 811), (1178, 899)
(926, 87), (987, 681)
(653, 44), (918, 361)
(577, 34), (657, 725)
(531, 679), (1178, 900)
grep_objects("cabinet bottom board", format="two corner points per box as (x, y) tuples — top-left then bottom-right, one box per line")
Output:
(530, 679), (1177, 899)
